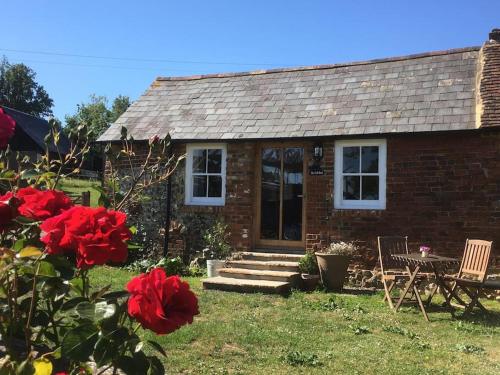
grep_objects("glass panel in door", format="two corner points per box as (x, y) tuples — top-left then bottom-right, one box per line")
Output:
(282, 147), (303, 241)
(260, 148), (281, 240)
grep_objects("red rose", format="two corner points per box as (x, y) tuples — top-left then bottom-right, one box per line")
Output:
(40, 206), (131, 268)
(17, 187), (73, 221)
(0, 192), (18, 232)
(0, 107), (16, 149)
(127, 268), (199, 334)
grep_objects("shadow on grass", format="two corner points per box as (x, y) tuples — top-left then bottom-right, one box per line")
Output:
(451, 309), (500, 327)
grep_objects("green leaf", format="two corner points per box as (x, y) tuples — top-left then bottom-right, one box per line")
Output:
(91, 284), (111, 301)
(61, 296), (87, 311)
(102, 290), (129, 300)
(37, 261), (58, 277)
(17, 246), (43, 258)
(129, 225), (138, 235)
(115, 356), (136, 374)
(93, 336), (118, 367)
(13, 239), (26, 251)
(46, 255), (75, 280)
(75, 301), (116, 322)
(70, 277), (84, 295)
(147, 340), (167, 358)
(61, 324), (99, 361)
(147, 356), (165, 375)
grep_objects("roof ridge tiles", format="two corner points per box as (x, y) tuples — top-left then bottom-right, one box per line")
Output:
(156, 46), (480, 82)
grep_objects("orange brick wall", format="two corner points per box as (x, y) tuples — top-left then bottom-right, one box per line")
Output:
(304, 131), (500, 266)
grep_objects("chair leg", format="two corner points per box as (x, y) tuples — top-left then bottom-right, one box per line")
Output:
(444, 283), (469, 308)
(461, 287), (487, 313)
(382, 280), (395, 302)
(413, 284), (429, 322)
(395, 266), (420, 311)
(426, 283), (438, 307)
(382, 279), (395, 309)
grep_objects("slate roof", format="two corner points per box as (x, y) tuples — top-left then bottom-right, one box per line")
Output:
(98, 47), (480, 142)
(2, 106), (70, 154)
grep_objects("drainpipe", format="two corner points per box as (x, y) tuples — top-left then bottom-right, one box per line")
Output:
(163, 145), (173, 258)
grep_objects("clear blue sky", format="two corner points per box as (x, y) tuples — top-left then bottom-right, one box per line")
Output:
(2, 0), (498, 121)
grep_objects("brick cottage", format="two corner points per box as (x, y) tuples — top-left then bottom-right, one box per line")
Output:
(99, 30), (500, 288)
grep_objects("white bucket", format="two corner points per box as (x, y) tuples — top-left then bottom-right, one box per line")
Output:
(206, 259), (225, 277)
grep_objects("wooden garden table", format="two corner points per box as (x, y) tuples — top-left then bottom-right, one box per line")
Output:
(391, 253), (460, 321)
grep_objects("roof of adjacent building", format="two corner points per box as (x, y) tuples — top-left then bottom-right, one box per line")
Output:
(2, 106), (71, 154)
(98, 47), (480, 142)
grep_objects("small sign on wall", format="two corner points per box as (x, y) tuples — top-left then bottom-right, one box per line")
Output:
(309, 166), (324, 175)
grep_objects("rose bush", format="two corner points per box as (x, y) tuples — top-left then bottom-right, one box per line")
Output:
(127, 268), (199, 334)
(0, 119), (192, 374)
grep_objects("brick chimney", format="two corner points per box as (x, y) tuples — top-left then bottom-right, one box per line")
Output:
(476, 29), (500, 128)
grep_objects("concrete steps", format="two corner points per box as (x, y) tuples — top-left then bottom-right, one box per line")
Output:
(202, 249), (304, 295)
(238, 251), (303, 262)
(219, 267), (300, 284)
(203, 277), (291, 295)
(226, 260), (300, 272)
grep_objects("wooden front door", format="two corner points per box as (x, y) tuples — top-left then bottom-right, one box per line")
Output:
(255, 144), (306, 248)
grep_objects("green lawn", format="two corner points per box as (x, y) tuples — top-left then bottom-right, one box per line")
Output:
(57, 178), (102, 206)
(90, 267), (500, 375)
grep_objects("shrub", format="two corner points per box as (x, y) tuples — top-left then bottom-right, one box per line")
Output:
(322, 241), (358, 256)
(298, 252), (319, 274)
(126, 256), (187, 276)
(202, 220), (232, 259)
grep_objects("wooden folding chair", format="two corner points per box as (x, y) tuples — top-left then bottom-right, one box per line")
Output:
(377, 236), (411, 309)
(443, 239), (493, 314)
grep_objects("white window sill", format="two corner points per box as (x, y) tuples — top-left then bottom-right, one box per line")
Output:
(334, 202), (386, 210)
(185, 199), (225, 207)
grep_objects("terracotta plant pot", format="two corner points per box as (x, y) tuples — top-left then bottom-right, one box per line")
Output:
(315, 253), (351, 291)
(301, 274), (320, 291)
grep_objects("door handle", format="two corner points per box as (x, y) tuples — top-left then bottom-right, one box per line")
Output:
(297, 195), (303, 198)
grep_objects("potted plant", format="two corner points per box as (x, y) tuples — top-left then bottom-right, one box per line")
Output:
(298, 252), (320, 291)
(203, 220), (232, 277)
(315, 241), (357, 291)
(419, 245), (431, 258)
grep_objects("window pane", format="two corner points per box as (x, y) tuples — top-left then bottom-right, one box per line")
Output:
(283, 148), (303, 241)
(193, 175), (207, 197)
(342, 147), (360, 173)
(207, 149), (222, 173)
(192, 149), (207, 173)
(361, 146), (379, 173)
(343, 176), (360, 200)
(208, 176), (222, 197)
(261, 148), (281, 240)
(362, 176), (379, 200)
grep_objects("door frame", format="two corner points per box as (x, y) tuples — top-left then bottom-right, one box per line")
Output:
(253, 141), (307, 249)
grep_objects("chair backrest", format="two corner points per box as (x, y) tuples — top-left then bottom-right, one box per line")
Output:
(458, 239), (492, 282)
(377, 236), (408, 273)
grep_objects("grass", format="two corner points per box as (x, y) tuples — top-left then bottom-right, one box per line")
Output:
(57, 178), (101, 206)
(90, 267), (500, 375)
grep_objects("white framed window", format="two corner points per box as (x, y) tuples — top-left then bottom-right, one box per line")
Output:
(334, 139), (386, 210)
(185, 143), (227, 206)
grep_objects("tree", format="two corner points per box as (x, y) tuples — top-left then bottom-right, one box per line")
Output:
(65, 94), (131, 141)
(0, 56), (54, 117)
(111, 95), (131, 123)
